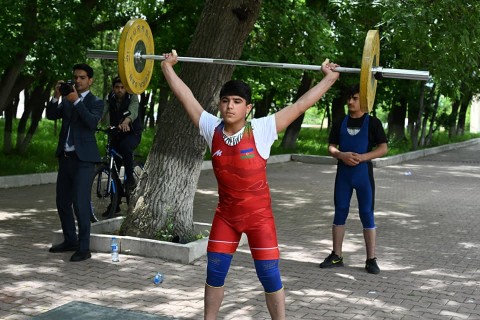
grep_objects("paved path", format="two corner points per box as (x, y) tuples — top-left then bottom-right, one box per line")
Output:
(1, 142), (480, 319)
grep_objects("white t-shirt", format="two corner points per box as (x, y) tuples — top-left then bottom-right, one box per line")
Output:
(199, 111), (278, 160)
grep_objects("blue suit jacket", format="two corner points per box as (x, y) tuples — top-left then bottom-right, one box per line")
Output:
(46, 92), (104, 162)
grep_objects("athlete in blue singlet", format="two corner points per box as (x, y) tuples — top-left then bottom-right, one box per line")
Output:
(319, 84), (388, 274)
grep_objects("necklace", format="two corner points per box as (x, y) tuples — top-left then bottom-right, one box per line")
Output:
(222, 128), (244, 146)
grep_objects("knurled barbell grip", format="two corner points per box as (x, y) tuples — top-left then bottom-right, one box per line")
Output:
(87, 50), (117, 59)
(141, 53), (361, 73)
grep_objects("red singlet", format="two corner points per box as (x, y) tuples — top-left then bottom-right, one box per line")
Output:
(207, 122), (280, 260)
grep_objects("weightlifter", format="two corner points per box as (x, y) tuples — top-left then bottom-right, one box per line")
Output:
(161, 50), (339, 320)
(319, 84), (388, 274)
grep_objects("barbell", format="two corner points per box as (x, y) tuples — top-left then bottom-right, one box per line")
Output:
(87, 18), (430, 112)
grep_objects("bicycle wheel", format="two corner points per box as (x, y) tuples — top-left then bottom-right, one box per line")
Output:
(90, 165), (119, 222)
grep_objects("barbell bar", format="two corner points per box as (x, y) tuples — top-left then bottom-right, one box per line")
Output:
(87, 18), (431, 112)
(88, 49), (429, 80)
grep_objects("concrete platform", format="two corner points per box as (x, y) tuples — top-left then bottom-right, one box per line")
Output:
(51, 218), (246, 264)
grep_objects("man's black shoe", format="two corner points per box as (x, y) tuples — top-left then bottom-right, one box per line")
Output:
(70, 250), (92, 262)
(125, 176), (137, 192)
(90, 214), (99, 223)
(49, 242), (79, 253)
(102, 203), (121, 217)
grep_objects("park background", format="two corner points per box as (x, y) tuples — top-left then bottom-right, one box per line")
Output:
(2, 0), (480, 241)
(2, 3), (480, 318)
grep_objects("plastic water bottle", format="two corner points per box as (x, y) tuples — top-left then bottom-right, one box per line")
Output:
(111, 237), (119, 262)
(153, 272), (163, 285)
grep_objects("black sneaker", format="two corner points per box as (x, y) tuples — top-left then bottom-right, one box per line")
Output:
(365, 258), (380, 274)
(319, 251), (344, 268)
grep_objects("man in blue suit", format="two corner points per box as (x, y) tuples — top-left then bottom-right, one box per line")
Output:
(46, 63), (104, 262)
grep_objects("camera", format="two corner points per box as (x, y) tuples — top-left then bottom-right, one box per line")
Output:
(59, 80), (75, 96)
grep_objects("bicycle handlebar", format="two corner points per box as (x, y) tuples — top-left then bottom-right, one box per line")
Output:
(96, 126), (118, 134)
(97, 111), (132, 135)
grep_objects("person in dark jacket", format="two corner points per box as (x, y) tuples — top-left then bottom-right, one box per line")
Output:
(102, 76), (143, 194)
(46, 63), (104, 262)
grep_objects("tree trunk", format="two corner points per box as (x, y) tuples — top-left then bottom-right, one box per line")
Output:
(3, 101), (16, 154)
(147, 89), (158, 128)
(138, 91), (149, 129)
(0, 2), (38, 114)
(456, 93), (472, 136)
(449, 99), (460, 138)
(419, 102), (431, 147)
(280, 72), (312, 149)
(253, 88), (276, 119)
(426, 90), (441, 146)
(0, 55), (28, 114)
(17, 80), (51, 154)
(2, 73), (35, 152)
(120, 0), (262, 241)
(331, 93), (346, 125)
(387, 95), (407, 142)
(155, 85), (169, 126)
(419, 84), (437, 147)
(419, 109), (428, 147)
(16, 89), (32, 151)
(411, 82), (426, 150)
(325, 102), (331, 129)
(328, 82), (349, 129)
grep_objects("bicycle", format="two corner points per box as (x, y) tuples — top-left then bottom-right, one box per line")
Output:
(90, 127), (144, 222)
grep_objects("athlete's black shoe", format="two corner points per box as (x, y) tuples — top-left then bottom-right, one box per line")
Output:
(319, 251), (344, 268)
(365, 257), (380, 274)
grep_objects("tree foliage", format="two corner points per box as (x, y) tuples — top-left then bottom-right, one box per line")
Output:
(325, 0), (480, 147)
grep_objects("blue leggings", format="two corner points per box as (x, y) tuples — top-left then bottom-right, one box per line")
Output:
(206, 252), (283, 293)
(333, 163), (375, 229)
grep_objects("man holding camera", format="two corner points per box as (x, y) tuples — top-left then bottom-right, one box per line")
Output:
(102, 76), (142, 196)
(46, 63), (104, 262)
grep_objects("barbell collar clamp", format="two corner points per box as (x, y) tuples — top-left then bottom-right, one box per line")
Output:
(374, 67), (431, 81)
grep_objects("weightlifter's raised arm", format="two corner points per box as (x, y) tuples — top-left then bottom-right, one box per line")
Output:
(274, 59), (340, 133)
(161, 50), (203, 127)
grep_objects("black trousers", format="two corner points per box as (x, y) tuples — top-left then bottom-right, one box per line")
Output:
(56, 151), (95, 252)
(111, 133), (141, 181)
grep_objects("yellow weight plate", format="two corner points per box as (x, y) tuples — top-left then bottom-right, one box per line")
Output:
(360, 30), (380, 112)
(118, 19), (155, 94)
